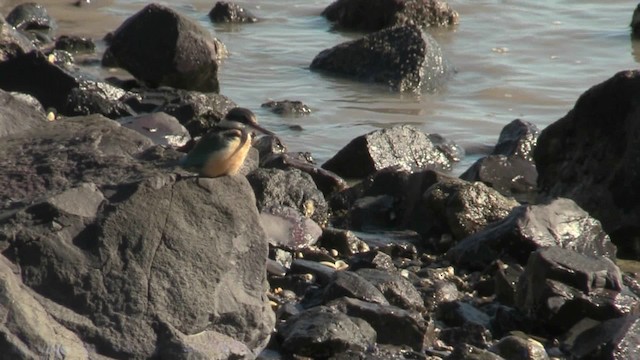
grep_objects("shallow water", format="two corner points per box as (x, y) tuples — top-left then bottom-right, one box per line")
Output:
(2, 0), (639, 174)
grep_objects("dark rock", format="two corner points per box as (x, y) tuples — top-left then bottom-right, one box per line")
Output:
(209, 1), (258, 23)
(47, 49), (74, 67)
(348, 250), (396, 272)
(0, 255), (94, 358)
(262, 153), (348, 197)
(0, 15), (36, 61)
(130, 87), (237, 137)
(322, 0), (459, 32)
(328, 344), (429, 360)
(261, 100), (311, 116)
(534, 70), (640, 257)
(422, 281), (460, 311)
(0, 89), (47, 137)
(289, 259), (336, 286)
(254, 134), (287, 161)
(439, 301), (491, 329)
(322, 125), (455, 179)
(0, 51), (136, 118)
(422, 176), (519, 242)
(261, 206), (322, 251)
(310, 24), (451, 92)
(328, 297), (428, 350)
(461, 119), (539, 203)
(439, 323), (493, 349)
(8, 91), (45, 113)
(119, 112), (190, 148)
(429, 133), (465, 162)
(54, 35), (96, 53)
(1, 172), (275, 357)
(568, 314), (640, 359)
(350, 230), (421, 259)
(278, 306), (376, 358)
(631, 5), (640, 37)
(460, 155), (537, 203)
(447, 198), (617, 270)
(0, 114), (177, 210)
(103, 3), (225, 92)
(247, 168), (329, 226)
(319, 228), (370, 257)
(515, 247), (629, 334)
(323, 271), (389, 305)
(5, 2), (54, 44)
(446, 344), (504, 360)
(494, 261), (523, 306)
(492, 119), (540, 161)
(356, 268), (425, 311)
(489, 335), (549, 360)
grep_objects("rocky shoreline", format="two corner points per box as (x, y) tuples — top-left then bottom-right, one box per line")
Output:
(2, 1), (640, 359)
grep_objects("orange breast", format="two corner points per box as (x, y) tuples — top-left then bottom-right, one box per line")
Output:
(201, 136), (252, 177)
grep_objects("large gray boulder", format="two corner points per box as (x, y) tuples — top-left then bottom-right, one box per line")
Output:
(534, 70), (640, 257)
(103, 3), (226, 92)
(310, 24), (451, 92)
(0, 114), (275, 358)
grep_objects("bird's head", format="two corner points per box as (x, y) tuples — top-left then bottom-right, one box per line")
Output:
(218, 107), (275, 136)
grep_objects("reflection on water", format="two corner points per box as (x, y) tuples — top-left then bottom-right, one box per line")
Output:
(1, 0), (640, 174)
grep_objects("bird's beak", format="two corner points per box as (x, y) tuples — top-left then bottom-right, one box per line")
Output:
(249, 123), (275, 136)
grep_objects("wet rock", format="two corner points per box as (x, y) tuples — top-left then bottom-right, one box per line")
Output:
(310, 24), (451, 92)
(278, 306), (376, 358)
(322, 0), (459, 32)
(129, 87), (237, 137)
(323, 270), (389, 305)
(461, 119), (539, 203)
(439, 301), (491, 330)
(104, 3), (225, 92)
(329, 344), (430, 360)
(119, 112), (190, 148)
(491, 119), (540, 161)
(262, 152), (348, 197)
(0, 89), (47, 137)
(422, 281), (460, 311)
(253, 134), (287, 160)
(489, 335), (549, 360)
(209, 1), (258, 23)
(446, 344), (504, 360)
(568, 314), (640, 359)
(247, 168), (329, 226)
(439, 323), (493, 350)
(350, 230), (421, 259)
(54, 34), (95, 53)
(0, 15), (36, 61)
(322, 125), (455, 179)
(460, 156), (537, 203)
(0, 51), (136, 118)
(356, 268), (425, 311)
(632, 5), (640, 37)
(534, 70), (640, 257)
(515, 247), (628, 333)
(447, 198), (617, 270)
(493, 261), (523, 306)
(289, 259), (336, 286)
(328, 297), (429, 350)
(5, 2), (55, 44)
(261, 206), (323, 251)
(261, 100), (311, 116)
(430, 133), (466, 163)
(319, 228), (370, 257)
(348, 250), (396, 272)
(422, 176), (519, 242)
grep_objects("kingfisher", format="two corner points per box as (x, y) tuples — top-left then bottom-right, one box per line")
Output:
(180, 107), (275, 177)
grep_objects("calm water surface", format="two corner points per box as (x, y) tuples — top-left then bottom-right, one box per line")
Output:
(2, 0), (639, 173)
